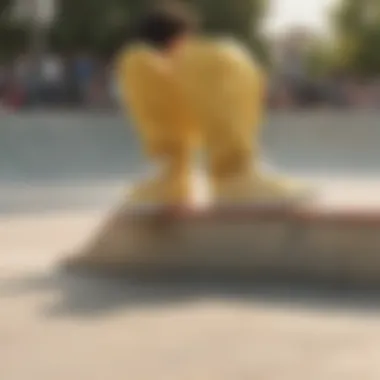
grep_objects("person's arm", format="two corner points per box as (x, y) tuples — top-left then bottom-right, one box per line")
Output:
(115, 45), (197, 158)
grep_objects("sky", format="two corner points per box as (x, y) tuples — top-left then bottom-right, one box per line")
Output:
(266, 0), (335, 35)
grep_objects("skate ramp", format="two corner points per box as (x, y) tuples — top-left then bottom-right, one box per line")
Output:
(0, 111), (139, 214)
(2, 111), (380, 286)
(264, 111), (380, 176)
(1, 110), (380, 185)
(0, 111), (141, 183)
(1, 110), (380, 214)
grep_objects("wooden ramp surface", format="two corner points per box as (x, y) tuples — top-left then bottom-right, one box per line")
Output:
(65, 181), (380, 286)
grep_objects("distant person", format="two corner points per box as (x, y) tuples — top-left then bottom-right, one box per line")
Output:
(40, 53), (65, 105)
(0, 64), (7, 100)
(73, 52), (95, 105)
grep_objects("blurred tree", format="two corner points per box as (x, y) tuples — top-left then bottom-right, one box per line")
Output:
(0, 0), (12, 18)
(50, 0), (133, 55)
(332, 0), (380, 76)
(1, 0), (270, 60)
(0, 0), (29, 59)
(51, 0), (269, 59)
(304, 39), (336, 79)
(191, 0), (270, 62)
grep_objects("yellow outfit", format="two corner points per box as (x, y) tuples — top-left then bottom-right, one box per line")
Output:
(117, 44), (198, 206)
(117, 38), (308, 207)
(171, 38), (308, 204)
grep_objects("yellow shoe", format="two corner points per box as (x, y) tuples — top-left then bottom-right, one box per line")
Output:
(212, 173), (315, 207)
(128, 176), (193, 209)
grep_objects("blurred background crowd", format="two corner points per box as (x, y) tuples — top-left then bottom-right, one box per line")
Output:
(1, 0), (380, 111)
(0, 52), (117, 110)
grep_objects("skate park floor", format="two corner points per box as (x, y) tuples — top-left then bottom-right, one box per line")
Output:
(2, 111), (380, 379)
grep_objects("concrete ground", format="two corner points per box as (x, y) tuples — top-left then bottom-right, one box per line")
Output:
(2, 181), (380, 380)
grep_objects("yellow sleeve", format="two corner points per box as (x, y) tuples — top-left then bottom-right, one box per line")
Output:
(116, 46), (167, 127)
(116, 45), (197, 157)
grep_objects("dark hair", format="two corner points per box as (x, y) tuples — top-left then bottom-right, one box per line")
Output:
(134, 2), (198, 49)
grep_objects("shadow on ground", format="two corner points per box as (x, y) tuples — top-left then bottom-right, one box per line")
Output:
(2, 267), (380, 319)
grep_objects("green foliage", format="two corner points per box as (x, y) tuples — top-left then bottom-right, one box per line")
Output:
(190, 0), (270, 62)
(332, 0), (380, 76)
(304, 40), (335, 78)
(50, 0), (132, 55)
(0, 0), (29, 59)
(303, 0), (380, 78)
(191, 0), (266, 39)
(0, 0), (269, 60)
